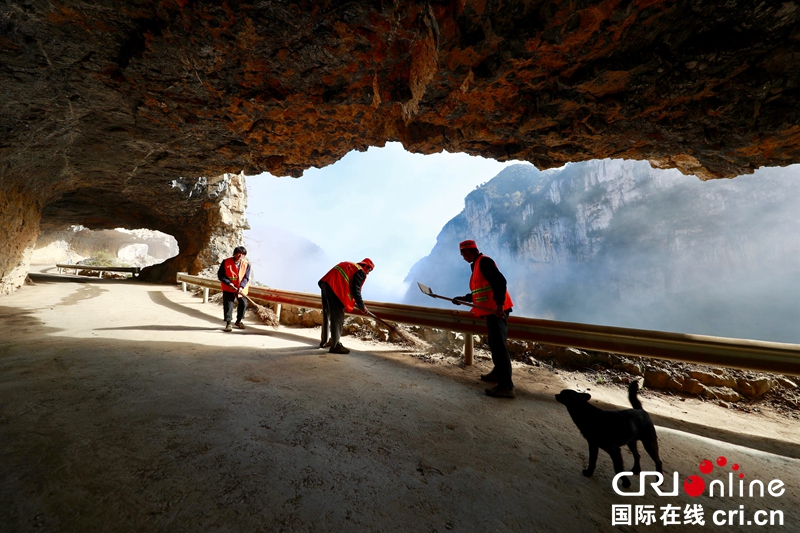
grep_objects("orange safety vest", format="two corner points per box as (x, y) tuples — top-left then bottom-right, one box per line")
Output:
(469, 254), (513, 317)
(220, 257), (250, 295)
(319, 261), (363, 312)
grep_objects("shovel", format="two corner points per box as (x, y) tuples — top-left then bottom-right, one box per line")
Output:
(416, 282), (495, 312)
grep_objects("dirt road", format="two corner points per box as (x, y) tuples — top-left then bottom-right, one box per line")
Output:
(1, 270), (798, 532)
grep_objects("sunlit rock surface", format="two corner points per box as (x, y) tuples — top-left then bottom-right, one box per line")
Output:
(32, 227), (179, 267)
(3, 1), (800, 292)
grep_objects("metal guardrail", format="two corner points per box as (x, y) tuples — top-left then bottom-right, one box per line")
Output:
(176, 272), (800, 376)
(57, 263), (141, 277)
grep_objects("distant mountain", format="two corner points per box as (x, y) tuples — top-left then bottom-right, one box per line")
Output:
(244, 225), (332, 293)
(404, 160), (800, 343)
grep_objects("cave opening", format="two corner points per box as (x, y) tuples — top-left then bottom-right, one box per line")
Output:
(31, 224), (179, 273)
(246, 142), (800, 344)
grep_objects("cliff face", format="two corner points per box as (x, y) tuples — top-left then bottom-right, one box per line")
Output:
(405, 161), (800, 342)
(4, 1), (800, 293)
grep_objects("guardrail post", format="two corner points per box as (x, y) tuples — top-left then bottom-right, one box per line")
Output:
(464, 333), (474, 366)
(181, 282), (187, 292)
(274, 303), (282, 321)
(203, 287), (209, 303)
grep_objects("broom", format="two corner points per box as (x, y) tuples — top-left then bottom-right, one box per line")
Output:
(241, 294), (280, 328)
(364, 309), (428, 350)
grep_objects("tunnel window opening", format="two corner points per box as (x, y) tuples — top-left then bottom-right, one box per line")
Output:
(244, 142), (524, 299)
(246, 142), (800, 344)
(31, 225), (179, 269)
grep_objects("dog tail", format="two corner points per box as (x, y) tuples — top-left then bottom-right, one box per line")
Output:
(628, 380), (643, 410)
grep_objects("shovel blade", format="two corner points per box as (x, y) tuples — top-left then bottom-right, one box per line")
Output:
(417, 282), (434, 296)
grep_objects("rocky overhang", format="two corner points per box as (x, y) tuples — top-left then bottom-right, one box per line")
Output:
(2, 1), (800, 292)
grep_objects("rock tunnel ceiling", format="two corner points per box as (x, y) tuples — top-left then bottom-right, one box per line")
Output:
(2, 1), (800, 292)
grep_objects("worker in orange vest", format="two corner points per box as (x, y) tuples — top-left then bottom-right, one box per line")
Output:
(453, 240), (515, 398)
(318, 258), (374, 354)
(217, 246), (251, 332)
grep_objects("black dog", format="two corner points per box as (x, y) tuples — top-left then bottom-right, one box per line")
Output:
(555, 381), (662, 487)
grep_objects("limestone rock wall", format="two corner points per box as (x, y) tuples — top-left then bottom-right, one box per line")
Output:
(193, 172), (249, 271)
(0, 189), (41, 294)
(139, 172), (249, 282)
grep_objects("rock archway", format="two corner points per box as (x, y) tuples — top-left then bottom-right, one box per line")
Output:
(3, 1), (800, 293)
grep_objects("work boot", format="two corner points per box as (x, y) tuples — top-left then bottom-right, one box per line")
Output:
(235, 321), (245, 330)
(329, 343), (350, 354)
(485, 385), (515, 399)
(319, 340), (332, 349)
(224, 322), (232, 332)
(480, 371), (499, 383)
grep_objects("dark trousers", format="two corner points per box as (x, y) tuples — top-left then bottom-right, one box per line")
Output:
(320, 282), (345, 347)
(486, 312), (513, 388)
(222, 291), (246, 324)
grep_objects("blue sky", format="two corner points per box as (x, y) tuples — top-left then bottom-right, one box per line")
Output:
(244, 142), (529, 300)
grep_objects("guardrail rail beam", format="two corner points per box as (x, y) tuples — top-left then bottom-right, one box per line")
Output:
(176, 272), (800, 376)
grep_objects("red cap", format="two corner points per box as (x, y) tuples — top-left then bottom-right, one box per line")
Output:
(459, 239), (477, 250)
(359, 258), (375, 270)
